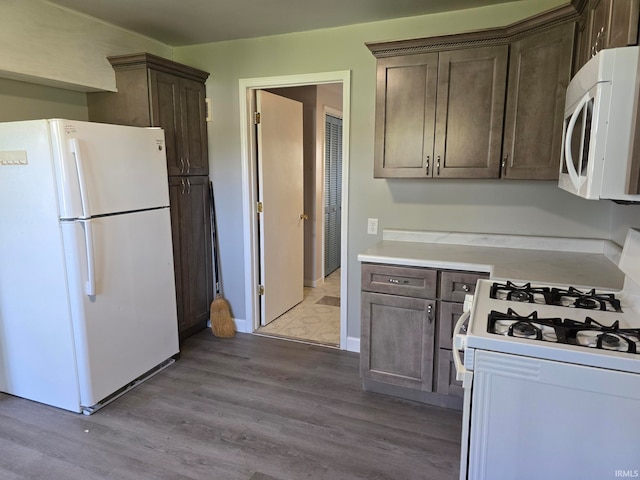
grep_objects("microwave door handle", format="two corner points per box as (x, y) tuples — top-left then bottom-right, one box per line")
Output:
(564, 93), (590, 190)
(453, 310), (472, 387)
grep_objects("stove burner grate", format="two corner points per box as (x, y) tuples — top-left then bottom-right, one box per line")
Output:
(490, 282), (551, 304)
(550, 287), (622, 312)
(489, 282), (623, 312)
(487, 310), (640, 354)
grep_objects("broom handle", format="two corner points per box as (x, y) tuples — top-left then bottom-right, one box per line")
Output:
(209, 181), (222, 297)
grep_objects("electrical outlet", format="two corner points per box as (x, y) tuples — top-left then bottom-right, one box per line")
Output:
(367, 218), (379, 235)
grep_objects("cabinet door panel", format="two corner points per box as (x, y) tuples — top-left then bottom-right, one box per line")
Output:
(361, 292), (435, 390)
(435, 46), (507, 178)
(181, 78), (209, 176)
(183, 176), (213, 334)
(436, 349), (464, 398)
(608, 0), (640, 47)
(374, 53), (437, 177)
(169, 176), (213, 340)
(589, 0), (612, 54)
(438, 301), (464, 349)
(150, 70), (183, 176)
(503, 23), (574, 179)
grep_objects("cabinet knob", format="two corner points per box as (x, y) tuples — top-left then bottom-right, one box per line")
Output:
(462, 284), (470, 292)
(300, 213), (309, 220)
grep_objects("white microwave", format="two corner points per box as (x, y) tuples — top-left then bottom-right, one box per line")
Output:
(559, 46), (640, 201)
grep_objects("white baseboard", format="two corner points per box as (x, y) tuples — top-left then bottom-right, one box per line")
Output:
(346, 336), (360, 353)
(233, 317), (251, 334)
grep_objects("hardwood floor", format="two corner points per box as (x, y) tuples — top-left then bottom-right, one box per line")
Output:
(0, 331), (462, 479)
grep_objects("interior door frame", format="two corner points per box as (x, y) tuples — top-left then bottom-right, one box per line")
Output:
(238, 71), (351, 350)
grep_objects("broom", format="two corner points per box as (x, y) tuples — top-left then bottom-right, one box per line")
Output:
(209, 181), (236, 338)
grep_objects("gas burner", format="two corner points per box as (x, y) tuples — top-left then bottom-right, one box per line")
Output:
(488, 309), (560, 343)
(490, 282), (551, 304)
(511, 321), (539, 339)
(550, 287), (622, 312)
(573, 331), (636, 352)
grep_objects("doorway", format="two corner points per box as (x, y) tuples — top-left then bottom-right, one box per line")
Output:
(238, 71), (351, 349)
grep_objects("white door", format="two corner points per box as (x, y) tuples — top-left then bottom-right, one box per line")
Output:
(256, 90), (305, 326)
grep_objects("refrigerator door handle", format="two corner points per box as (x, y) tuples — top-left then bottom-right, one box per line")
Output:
(70, 138), (91, 218)
(80, 219), (96, 296)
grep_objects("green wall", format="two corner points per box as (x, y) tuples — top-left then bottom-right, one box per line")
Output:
(173, 0), (631, 341)
(0, 78), (88, 122)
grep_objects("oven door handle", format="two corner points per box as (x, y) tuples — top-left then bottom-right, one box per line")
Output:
(453, 310), (473, 388)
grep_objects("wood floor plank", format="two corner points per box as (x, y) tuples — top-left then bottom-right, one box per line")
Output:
(0, 331), (462, 479)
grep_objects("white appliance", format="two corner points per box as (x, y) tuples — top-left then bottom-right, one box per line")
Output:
(0, 119), (180, 414)
(454, 228), (640, 480)
(559, 46), (640, 201)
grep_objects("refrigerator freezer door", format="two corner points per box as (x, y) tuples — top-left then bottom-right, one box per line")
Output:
(0, 119), (82, 412)
(61, 208), (179, 407)
(50, 120), (169, 219)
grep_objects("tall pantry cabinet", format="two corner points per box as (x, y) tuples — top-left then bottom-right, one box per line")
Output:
(87, 53), (213, 341)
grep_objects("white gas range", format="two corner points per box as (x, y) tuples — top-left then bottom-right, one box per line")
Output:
(454, 229), (640, 480)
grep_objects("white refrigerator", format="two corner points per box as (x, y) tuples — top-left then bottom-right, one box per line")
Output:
(0, 119), (180, 414)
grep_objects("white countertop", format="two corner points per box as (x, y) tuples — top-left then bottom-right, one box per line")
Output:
(358, 230), (625, 290)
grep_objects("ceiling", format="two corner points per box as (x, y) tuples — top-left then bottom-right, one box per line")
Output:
(46, 0), (517, 47)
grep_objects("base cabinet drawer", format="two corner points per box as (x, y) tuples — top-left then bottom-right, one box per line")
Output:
(436, 349), (464, 398)
(362, 263), (437, 298)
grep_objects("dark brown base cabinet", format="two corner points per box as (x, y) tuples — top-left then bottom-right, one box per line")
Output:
(87, 53), (213, 340)
(169, 176), (213, 341)
(360, 263), (488, 409)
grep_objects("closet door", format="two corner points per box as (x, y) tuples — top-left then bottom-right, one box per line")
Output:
(324, 114), (342, 276)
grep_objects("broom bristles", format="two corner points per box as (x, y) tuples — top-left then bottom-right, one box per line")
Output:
(210, 297), (236, 338)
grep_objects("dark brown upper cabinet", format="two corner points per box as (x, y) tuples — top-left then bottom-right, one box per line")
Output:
(368, 2), (583, 180)
(373, 46), (507, 179)
(88, 53), (209, 177)
(575, 0), (640, 72)
(502, 22), (575, 180)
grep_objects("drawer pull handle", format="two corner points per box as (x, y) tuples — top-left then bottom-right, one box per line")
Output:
(462, 284), (470, 292)
(427, 304), (433, 323)
(388, 278), (409, 285)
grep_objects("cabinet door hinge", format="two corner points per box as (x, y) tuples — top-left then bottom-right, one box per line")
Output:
(258, 285), (265, 295)
(257, 201), (263, 213)
(254, 112), (261, 124)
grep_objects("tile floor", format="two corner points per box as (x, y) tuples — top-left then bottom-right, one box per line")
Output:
(256, 268), (341, 347)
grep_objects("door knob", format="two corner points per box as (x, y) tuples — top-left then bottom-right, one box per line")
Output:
(300, 214), (309, 220)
